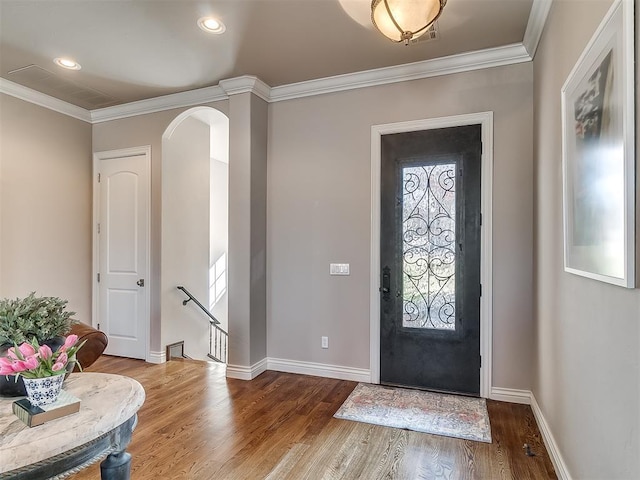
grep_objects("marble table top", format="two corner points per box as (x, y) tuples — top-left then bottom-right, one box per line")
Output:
(0, 372), (145, 474)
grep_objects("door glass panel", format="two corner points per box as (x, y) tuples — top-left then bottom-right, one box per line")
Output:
(402, 163), (456, 330)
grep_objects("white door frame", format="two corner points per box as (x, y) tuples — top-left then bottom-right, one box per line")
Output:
(92, 145), (152, 362)
(370, 112), (494, 398)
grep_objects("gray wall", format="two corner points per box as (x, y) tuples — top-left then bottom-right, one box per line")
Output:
(0, 94), (92, 321)
(3, 61), (536, 392)
(226, 92), (268, 368)
(267, 62), (535, 390)
(249, 94), (268, 365)
(533, 0), (639, 478)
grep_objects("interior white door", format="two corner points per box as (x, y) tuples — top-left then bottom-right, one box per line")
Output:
(95, 147), (150, 360)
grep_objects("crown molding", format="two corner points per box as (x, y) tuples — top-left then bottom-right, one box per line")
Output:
(269, 43), (531, 102)
(91, 75), (271, 123)
(523, 0), (553, 58)
(90, 84), (228, 123)
(2, 42), (534, 123)
(219, 75), (271, 102)
(93, 43), (531, 121)
(0, 78), (92, 123)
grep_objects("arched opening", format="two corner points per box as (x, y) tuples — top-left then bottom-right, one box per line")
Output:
(161, 107), (229, 361)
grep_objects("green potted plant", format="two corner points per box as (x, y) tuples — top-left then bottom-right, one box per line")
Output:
(0, 292), (76, 397)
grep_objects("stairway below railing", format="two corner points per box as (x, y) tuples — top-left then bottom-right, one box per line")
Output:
(177, 286), (228, 363)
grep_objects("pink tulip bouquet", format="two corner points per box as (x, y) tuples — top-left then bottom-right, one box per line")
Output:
(0, 334), (86, 379)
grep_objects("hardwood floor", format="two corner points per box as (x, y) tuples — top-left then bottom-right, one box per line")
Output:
(68, 356), (556, 480)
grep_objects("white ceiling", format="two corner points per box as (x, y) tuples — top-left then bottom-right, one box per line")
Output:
(0, 0), (535, 109)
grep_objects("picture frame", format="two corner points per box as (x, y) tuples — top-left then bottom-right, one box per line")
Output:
(561, 0), (635, 288)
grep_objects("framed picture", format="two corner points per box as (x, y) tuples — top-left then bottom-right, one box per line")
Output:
(561, 0), (635, 288)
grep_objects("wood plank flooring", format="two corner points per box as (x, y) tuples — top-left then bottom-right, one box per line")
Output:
(68, 356), (556, 479)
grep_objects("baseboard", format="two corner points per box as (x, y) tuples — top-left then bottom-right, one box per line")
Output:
(489, 387), (531, 404)
(226, 358), (268, 380)
(530, 393), (572, 480)
(267, 357), (371, 383)
(147, 350), (166, 364)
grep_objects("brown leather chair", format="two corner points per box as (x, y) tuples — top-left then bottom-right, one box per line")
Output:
(69, 322), (108, 371)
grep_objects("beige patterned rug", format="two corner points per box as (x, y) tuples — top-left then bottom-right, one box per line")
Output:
(334, 383), (492, 443)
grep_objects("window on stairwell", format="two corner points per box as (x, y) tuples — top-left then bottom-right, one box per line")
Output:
(209, 252), (227, 309)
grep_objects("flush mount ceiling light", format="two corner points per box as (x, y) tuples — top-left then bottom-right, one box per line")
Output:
(371, 0), (446, 45)
(198, 16), (226, 34)
(53, 57), (81, 70)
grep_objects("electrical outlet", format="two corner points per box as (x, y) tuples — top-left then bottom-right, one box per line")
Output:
(321, 336), (329, 349)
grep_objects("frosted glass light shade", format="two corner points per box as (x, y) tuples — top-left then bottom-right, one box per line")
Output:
(371, 0), (446, 44)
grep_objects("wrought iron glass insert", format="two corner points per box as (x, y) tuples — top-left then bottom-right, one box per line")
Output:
(402, 163), (456, 330)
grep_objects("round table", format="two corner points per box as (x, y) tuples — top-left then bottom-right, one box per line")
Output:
(0, 373), (145, 479)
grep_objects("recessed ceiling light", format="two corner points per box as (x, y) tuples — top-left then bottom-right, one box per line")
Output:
(53, 57), (81, 70)
(198, 16), (226, 34)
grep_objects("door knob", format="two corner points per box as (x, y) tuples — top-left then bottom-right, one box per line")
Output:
(136, 279), (145, 287)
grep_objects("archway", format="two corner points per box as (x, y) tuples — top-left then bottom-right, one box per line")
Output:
(161, 107), (229, 361)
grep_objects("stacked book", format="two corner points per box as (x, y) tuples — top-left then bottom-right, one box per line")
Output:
(13, 390), (81, 427)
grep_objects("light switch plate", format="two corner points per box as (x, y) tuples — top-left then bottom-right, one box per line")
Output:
(330, 263), (350, 275)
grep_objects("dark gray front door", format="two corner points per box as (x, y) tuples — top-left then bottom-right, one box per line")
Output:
(380, 125), (482, 395)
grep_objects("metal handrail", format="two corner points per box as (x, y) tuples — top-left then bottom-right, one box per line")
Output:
(176, 285), (228, 363)
(177, 286), (220, 325)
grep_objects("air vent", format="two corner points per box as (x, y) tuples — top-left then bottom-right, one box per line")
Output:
(409, 22), (439, 45)
(6, 65), (119, 109)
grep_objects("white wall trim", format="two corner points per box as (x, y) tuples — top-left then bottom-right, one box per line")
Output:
(270, 43), (530, 102)
(0, 78), (92, 123)
(479, 113), (494, 399)
(490, 387), (531, 405)
(523, 0), (553, 59)
(90, 84), (228, 124)
(530, 393), (572, 480)
(226, 358), (268, 380)
(3, 43), (534, 123)
(219, 75), (271, 102)
(147, 350), (166, 364)
(162, 106), (229, 141)
(267, 358), (371, 383)
(370, 112), (494, 399)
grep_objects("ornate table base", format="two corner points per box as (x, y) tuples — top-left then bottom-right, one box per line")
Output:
(0, 374), (145, 480)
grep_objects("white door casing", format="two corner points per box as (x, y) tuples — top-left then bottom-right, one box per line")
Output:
(370, 113), (494, 398)
(93, 146), (151, 360)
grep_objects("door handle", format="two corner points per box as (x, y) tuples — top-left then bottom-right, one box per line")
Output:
(381, 266), (391, 301)
(136, 279), (145, 287)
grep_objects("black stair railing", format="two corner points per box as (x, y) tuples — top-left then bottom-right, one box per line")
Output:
(177, 286), (228, 364)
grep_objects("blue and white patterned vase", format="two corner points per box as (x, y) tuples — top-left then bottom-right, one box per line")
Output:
(22, 375), (65, 406)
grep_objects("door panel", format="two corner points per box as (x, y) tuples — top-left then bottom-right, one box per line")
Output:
(97, 151), (149, 360)
(106, 172), (138, 272)
(106, 289), (138, 338)
(380, 125), (481, 395)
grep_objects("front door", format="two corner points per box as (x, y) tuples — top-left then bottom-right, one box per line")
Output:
(95, 147), (150, 360)
(380, 125), (481, 395)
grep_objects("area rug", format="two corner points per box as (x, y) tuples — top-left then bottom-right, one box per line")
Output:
(334, 383), (491, 443)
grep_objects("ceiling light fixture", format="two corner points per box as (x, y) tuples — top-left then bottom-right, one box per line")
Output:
(371, 0), (446, 45)
(198, 16), (226, 34)
(53, 57), (81, 70)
